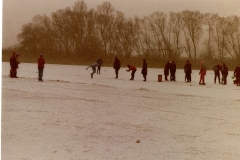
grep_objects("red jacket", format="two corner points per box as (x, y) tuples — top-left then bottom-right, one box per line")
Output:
(127, 65), (137, 71)
(38, 57), (45, 68)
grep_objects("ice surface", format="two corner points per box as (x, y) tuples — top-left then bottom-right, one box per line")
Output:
(2, 62), (240, 159)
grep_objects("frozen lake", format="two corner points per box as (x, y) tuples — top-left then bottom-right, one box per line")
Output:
(2, 62), (240, 159)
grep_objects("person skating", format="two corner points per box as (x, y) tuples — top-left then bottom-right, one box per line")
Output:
(10, 52), (18, 78)
(170, 61), (176, 81)
(86, 62), (99, 78)
(199, 61), (207, 85)
(141, 59), (147, 81)
(184, 60), (192, 82)
(164, 61), (170, 81)
(234, 63), (240, 86)
(38, 54), (45, 81)
(213, 63), (222, 84)
(97, 58), (103, 74)
(113, 57), (121, 78)
(221, 63), (228, 85)
(126, 64), (137, 80)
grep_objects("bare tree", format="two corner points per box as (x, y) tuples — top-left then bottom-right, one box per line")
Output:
(224, 15), (240, 60)
(169, 12), (185, 60)
(96, 2), (115, 56)
(181, 10), (205, 61)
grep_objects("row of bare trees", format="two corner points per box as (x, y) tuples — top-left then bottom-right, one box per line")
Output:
(17, 1), (240, 62)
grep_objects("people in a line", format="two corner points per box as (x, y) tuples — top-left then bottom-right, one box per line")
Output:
(170, 61), (176, 81)
(199, 61), (207, 85)
(86, 62), (99, 78)
(184, 60), (192, 83)
(38, 54), (45, 81)
(126, 64), (137, 80)
(113, 57), (121, 78)
(213, 63), (222, 84)
(141, 59), (147, 81)
(10, 52), (18, 78)
(221, 63), (228, 85)
(234, 63), (240, 86)
(97, 58), (103, 74)
(164, 61), (170, 81)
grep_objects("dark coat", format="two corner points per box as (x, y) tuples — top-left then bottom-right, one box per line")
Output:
(170, 63), (176, 74)
(141, 61), (147, 75)
(184, 63), (192, 74)
(221, 65), (228, 75)
(10, 54), (18, 69)
(164, 62), (170, 76)
(113, 58), (121, 70)
(234, 66), (240, 77)
(213, 65), (221, 74)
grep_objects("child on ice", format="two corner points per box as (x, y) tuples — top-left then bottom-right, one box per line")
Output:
(86, 62), (99, 78)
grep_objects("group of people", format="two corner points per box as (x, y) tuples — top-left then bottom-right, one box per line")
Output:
(164, 61), (177, 81)
(9, 52), (240, 86)
(162, 60), (240, 86)
(9, 52), (45, 81)
(86, 57), (148, 81)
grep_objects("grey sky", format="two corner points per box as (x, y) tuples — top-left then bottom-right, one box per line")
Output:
(2, 0), (240, 48)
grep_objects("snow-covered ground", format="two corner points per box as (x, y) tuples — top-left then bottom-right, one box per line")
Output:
(2, 62), (240, 160)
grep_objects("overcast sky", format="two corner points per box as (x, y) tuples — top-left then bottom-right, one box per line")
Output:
(2, 0), (240, 48)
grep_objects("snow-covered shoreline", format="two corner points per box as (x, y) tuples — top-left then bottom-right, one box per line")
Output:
(2, 62), (240, 159)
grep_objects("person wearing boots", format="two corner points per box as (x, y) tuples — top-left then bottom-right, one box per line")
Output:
(113, 57), (121, 78)
(184, 60), (192, 82)
(38, 53), (45, 81)
(86, 62), (99, 78)
(141, 59), (147, 81)
(164, 61), (170, 81)
(126, 64), (137, 80)
(199, 61), (207, 85)
(221, 63), (228, 85)
(234, 63), (240, 86)
(97, 58), (103, 74)
(213, 63), (222, 84)
(170, 61), (176, 81)
(10, 52), (18, 78)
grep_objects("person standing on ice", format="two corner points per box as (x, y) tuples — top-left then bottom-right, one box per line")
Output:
(96, 58), (103, 74)
(234, 64), (240, 86)
(113, 57), (121, 78)
(141, 59), (147, 81)
(10, 52), (18, 78)
(199, 61), (206, 85)
(86, 62), (99, 78)
(170, 61), (176, 81)
(184, 60), (192, 82)
(213, 63), (222, 84)
(164, 61), (170, 81)
(221, 63), (228, 85)
(38, 53), (45, 81)
(126, 64), (137, 80)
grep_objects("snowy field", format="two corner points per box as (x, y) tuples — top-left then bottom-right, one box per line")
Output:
(1, 62), (240, 160)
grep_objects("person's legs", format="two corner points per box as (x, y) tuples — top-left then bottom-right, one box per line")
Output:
(131, 70), (136, 80)
(143, 74), (146, 81)
(214, 74), (217, 83)
(115, 69), (118, 78)
(38, 68), (43, 80)
(237, 76), (240, 86)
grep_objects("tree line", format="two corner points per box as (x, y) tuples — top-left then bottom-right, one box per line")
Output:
(12, 1), (240, 64)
